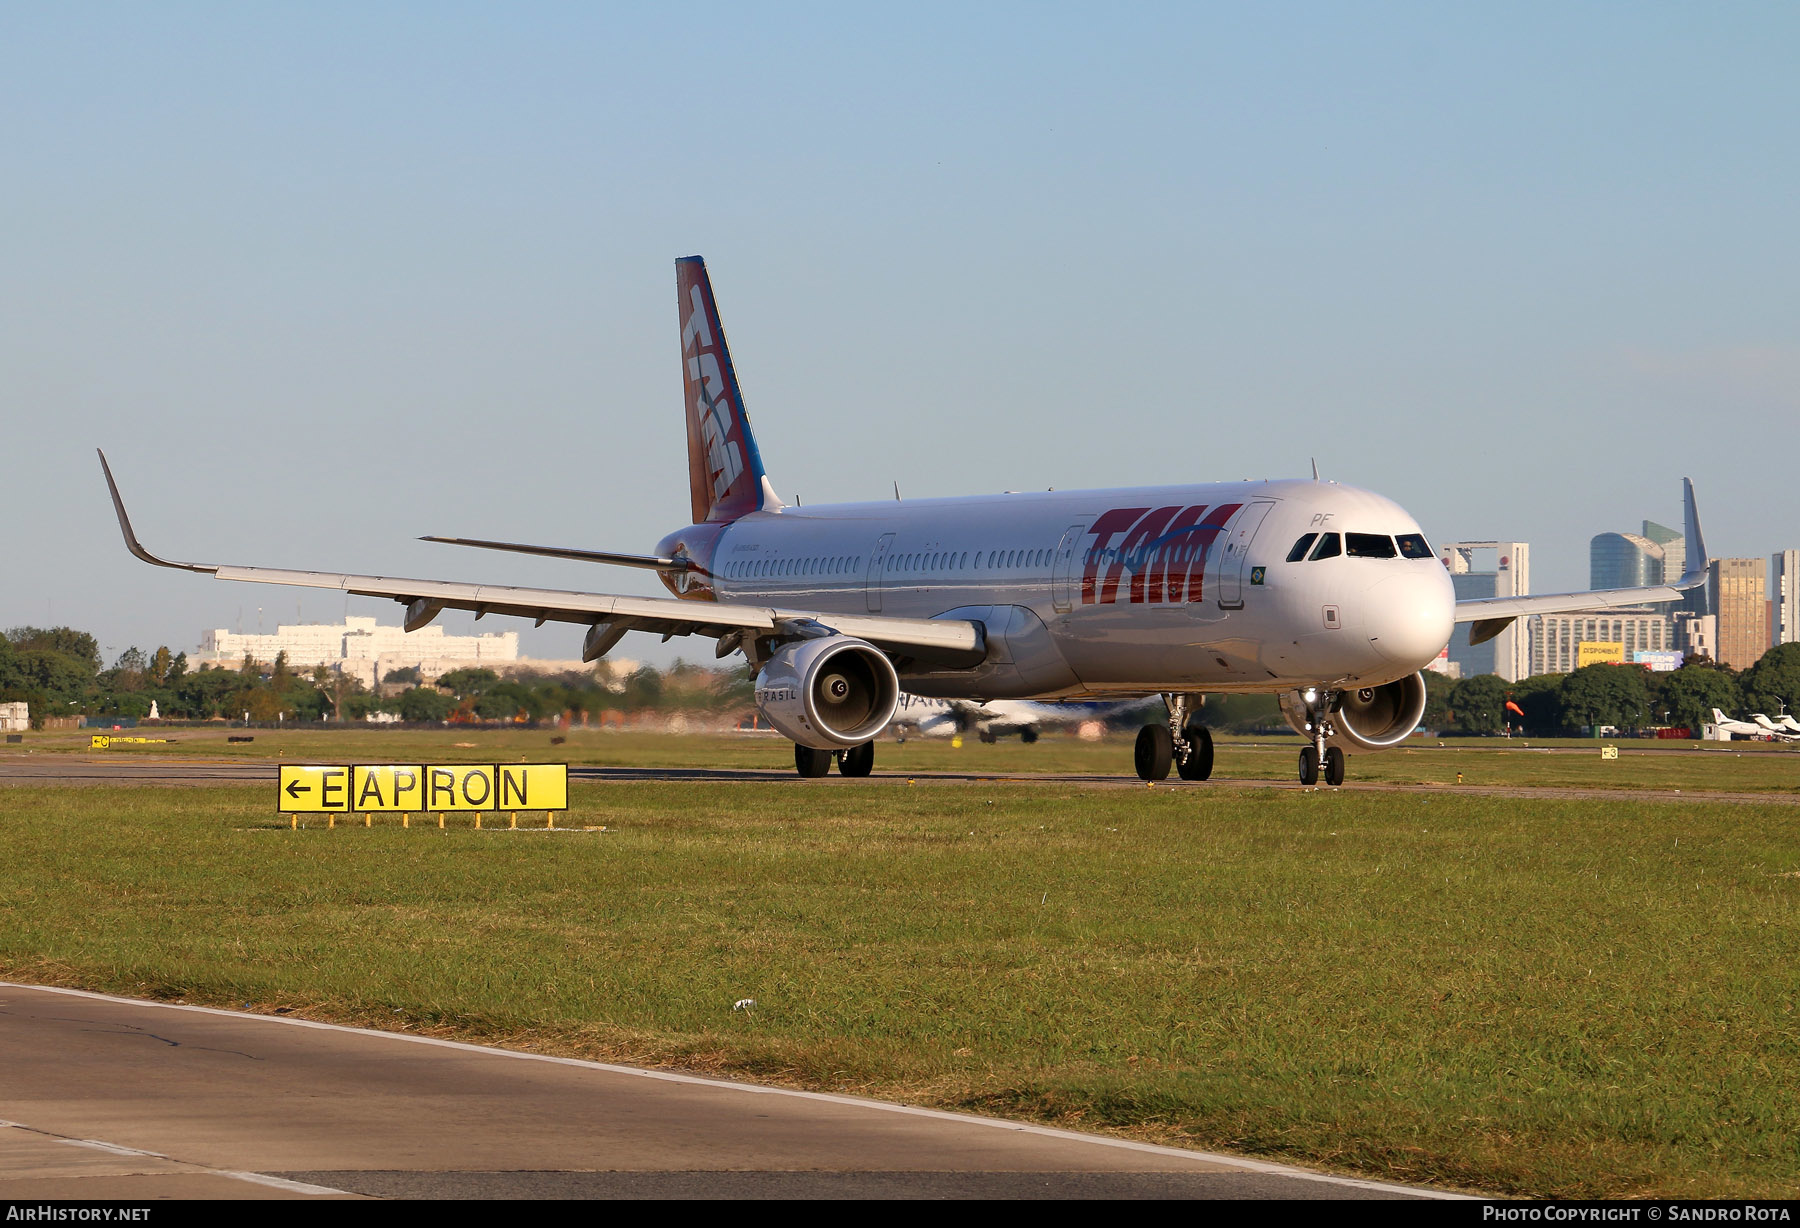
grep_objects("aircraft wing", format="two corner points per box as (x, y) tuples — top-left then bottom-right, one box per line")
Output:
(99, 452), (985, 668)
(418, 535), (687, 573)
(1452, 478), (1708, 646)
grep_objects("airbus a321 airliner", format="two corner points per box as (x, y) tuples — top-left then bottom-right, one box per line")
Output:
(101, 256), (1711, 786)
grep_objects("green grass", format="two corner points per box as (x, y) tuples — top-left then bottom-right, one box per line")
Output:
(2, 780), (1798, 1197)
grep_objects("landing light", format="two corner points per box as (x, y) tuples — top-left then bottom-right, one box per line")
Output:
(1302, 688), (1318, 703)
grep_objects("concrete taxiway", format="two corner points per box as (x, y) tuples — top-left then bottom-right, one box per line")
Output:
(0, 983), (1459, 1200)
(1, 752), (1794, 805)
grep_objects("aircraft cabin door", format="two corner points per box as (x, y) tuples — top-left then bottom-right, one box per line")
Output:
(1214, 499), (1276, 610)
(865, 533), (896, 613)
(1051, 522), (1088, 613)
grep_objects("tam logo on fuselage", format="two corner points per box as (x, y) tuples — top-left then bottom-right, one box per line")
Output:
(682, 285), (746, 499)
(1081, 503), (1242, 605)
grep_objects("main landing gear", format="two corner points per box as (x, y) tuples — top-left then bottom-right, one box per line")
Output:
(1295, 689), (1347, 786)
(794, 741), (875, 778)
(1134, 694), (1214, 782)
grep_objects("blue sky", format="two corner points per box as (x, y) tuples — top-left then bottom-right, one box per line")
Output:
(3, 3), (1796, 667)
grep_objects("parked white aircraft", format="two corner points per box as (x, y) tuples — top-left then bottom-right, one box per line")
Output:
(100, 256), (1711, 786)
(1750, 713), (1800, 741)
(892, 693), (1158, 743)
(1711, 709), (1800, 742)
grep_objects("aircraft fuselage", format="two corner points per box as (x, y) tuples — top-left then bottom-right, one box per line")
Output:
(657, 477), (1456, 701)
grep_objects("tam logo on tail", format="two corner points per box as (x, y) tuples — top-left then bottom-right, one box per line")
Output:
(677, 257), (770, 524)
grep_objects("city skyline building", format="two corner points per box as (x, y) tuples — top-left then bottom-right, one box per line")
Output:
(1642, 520), (1685, 584)
(1773, 550), (1799, 646)
(1528, 610), (1675, 677)
(1590, 531), (1665, 591)
(191, 616), (623, 690)
(1441, 541), (1530, 682)
(1675, 612), (1717, 663)
(1709, 559), (1770, 669)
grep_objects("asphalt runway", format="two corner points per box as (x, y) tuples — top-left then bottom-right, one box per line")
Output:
(1, 753), (1794, 805)
(0, 983), (1456, 1201)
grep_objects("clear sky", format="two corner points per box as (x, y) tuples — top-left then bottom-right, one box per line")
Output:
(3, 3), (1796, 668)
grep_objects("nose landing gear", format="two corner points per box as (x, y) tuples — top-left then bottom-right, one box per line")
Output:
(1296, 690), (1347, 786)
(1133, 694), (1215, 782)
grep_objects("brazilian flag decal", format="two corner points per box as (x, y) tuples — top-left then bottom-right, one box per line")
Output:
(1250, 566), (1266, 586)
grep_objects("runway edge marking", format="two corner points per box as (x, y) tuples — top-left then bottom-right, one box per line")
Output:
(0, 1118), (351, 1196)
(3, 982), (1471, 1200)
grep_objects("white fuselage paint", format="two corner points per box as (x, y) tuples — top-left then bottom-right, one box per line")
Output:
(685, 478), (1457, 701)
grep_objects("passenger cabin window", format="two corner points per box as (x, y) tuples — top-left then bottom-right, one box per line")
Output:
(1396, 534), (1432, 559)
(1345, 533), (1398, 559)
(1286, 533), (1318, 563)
(1309, 533), (1342, 561)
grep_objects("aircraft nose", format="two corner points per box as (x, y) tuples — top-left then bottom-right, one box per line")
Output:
(1366, 568), (1456, 668)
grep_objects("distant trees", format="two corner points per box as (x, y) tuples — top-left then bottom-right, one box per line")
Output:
(436, 668), (500, 698)
(1740, 643), (1800, 721)
(6, 627), (100, 672)
(1449, 674), (1507, 733)
(1420, 669), (1454, 729)
(1657, 661), (1741, 733)
(396, 687), (453, 722)
(1427, 645), (1800, 738)
(1559, 663), (1650, 731)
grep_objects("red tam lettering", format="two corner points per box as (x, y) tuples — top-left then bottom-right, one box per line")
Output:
(1081, 508), (1150, 605)
(1181, 504), (1241, 604)
(1147, 505), (1207, 603)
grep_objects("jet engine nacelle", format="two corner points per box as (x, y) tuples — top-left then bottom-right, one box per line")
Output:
(1281, 672), (1428, 752)
(754, 636), (900, 750)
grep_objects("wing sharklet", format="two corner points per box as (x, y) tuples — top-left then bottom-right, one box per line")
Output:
(97, 449), (219, 574)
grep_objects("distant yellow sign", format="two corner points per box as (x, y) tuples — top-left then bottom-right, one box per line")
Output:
(1577, 641), (1626, 667)
(278, 764), (567, 814)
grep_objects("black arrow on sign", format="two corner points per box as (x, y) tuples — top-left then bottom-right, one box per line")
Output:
(285, 778), (308, 799)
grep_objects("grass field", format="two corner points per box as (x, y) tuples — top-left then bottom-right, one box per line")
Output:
(2, 763), (1798, 1197)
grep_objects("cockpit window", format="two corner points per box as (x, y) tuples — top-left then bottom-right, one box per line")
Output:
(1346, 533), (1397, 559)
(1308, 533), (1341, 561)
(1396, 533), (1432, 559)
(1286, 533), (1318, 563)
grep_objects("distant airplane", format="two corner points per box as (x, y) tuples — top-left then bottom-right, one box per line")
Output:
(1712, 709), (1800, 742)
(100, 256), (1709, 787)
(1749, 713), (1800, 742)
(892, 693), (1158, 743)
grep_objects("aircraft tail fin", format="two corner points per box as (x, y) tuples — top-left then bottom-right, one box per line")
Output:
(1676, 477), (1708, 589)
(677, 257), (781, 524)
